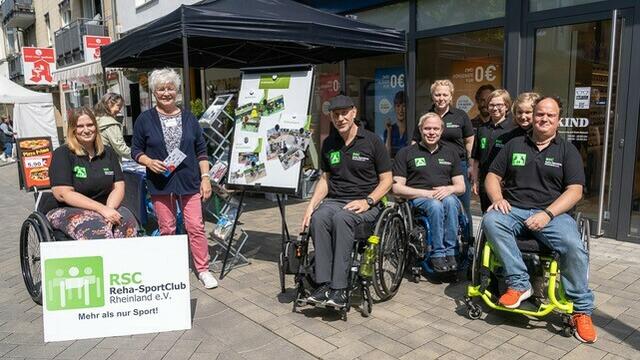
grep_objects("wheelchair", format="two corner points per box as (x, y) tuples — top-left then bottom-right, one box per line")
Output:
(399, 198), (472, 282)
(464, 212), (591, 337)
(287, 203), (408, 320)
(20, 191), (143, 306)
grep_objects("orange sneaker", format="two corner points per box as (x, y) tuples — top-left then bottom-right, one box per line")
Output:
(571, 313), (597, 343)
(498, 288), (532, 309)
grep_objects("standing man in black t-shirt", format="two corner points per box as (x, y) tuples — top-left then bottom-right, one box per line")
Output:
(482, 97), (596, 343)
(393, 112), (465, 272)
(301, 95), (392, 307)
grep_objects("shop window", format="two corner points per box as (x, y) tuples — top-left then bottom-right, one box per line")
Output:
(351, 1), (410, 32)
(416, 28), (504, 119)
(417, 0), (505, 31)
(346, 54), (405, 142)
(530, 0), (603, 12)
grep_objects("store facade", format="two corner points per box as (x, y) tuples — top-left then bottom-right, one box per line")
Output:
(307, 0), (640, 241)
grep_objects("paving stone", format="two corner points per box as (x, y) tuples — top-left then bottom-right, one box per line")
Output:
(590, 338), (640, 359)
(324, 325), (374, 348)
(508, 334), (567, 359)
(360, 349), (399, 360)
(0, 343), (18, 357)
(437, 350), (474, 360)
(161, 339), (200, 360)
(478, 342), (529, 360)
(3, 344), (67, 358)
(78, 348), (115, 360)
(322, 340), (373, 360)
(360, 318), (409, 340)
(520, 352), (553, 360)
(396, 325), (444, 349)
(434, 333), (491, 358)
(53, 339), (102, 360)
(398, 341), (450, 360)
(289, 331), (337, 357)
(360, 331), (412, 357)
(105, 349), (166, 360)
(428, 318), (481, 341)
(470, 327), (517, 350)
(560, 344), (608, 359)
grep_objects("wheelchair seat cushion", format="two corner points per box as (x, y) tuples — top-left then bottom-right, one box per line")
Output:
(516, 237), (553, 254)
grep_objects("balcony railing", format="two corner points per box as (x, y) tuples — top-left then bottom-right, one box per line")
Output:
(7, 52), (23, 82)
(0, 0), (35, 29)
(54, 18), (108, 68)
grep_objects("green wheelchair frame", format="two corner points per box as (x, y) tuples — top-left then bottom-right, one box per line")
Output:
(464, 213), (590, 337)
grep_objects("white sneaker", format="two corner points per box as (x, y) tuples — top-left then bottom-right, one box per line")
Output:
(0, 154), (5, 161)
(199, 271), (218, 289)
(6, 157), (15, 163)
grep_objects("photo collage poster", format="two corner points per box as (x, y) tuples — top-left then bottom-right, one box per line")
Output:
(227, 67), (314, 193)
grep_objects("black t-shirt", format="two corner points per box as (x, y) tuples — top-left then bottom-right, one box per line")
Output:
(50, 145), (124, 205)
(393, 142), (461, 189)
(472, 117), (519, 179)
(321, 127), (392, 200)
(488, 134), (585, 209)
(412, 106), (473, 160)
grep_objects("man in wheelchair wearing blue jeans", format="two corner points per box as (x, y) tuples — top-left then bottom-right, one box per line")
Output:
(392, 112), (465, 272)
(482, 97), (596, 343)
(301, 95), (392, 307)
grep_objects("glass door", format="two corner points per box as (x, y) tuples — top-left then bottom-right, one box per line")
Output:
(530, 10), (632, 238)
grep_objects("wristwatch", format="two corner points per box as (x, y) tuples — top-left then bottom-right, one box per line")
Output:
(366, 197), (376, 207)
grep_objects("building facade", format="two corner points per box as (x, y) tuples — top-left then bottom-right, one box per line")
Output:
(302, 0), (639, 242)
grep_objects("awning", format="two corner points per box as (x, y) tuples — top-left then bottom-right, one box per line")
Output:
(52, 60), (104, 82)
(101, 0), (406, 69)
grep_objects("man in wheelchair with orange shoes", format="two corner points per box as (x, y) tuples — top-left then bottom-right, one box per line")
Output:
(482, 97), (596, 343)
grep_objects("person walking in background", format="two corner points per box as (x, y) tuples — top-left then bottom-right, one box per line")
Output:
(95, 93), (131, 160)
(0, 115), (16, 162)
(131, 68), (218, 289)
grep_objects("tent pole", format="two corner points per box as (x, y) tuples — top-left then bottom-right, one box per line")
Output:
(102, 66), (108, 91)
(182, 35), (191, 112)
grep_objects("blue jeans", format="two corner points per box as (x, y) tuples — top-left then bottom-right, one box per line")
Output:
(412, 195), (461, 258)
(3, 142), (12, 158)
(459, 160), (473, 240)
(482, 207), (594, 314)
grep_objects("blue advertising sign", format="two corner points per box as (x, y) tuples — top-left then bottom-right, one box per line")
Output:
(374, 67), (406, 155)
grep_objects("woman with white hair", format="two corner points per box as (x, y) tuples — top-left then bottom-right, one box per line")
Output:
(131, 68), (217, 289)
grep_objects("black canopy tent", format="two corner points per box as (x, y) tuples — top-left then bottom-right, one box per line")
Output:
(100, 0), (406, 109)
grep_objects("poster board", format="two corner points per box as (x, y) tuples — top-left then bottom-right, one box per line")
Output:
(41, 235), (191, 342)
(22, 47), (56, 86)
(374, 67), (405, 140)
(226, 65), (314, 194)
(16, 136), (53, 191)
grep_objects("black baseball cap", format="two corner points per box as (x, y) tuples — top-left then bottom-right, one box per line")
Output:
(328, 95), (355, 111)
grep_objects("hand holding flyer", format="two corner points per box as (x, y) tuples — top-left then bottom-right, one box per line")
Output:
(163, 148), (187, 177)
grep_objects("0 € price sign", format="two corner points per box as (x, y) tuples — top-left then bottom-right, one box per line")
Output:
(475, 65), (497, 82)
(389, 74), (405, 89)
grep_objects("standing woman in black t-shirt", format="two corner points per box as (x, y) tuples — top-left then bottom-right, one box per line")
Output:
(47, 107), (138, 239)
(413, 80), (474, 236)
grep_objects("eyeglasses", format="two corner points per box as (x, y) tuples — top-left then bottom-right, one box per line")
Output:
(488, 104), (506, 109)
(155, 87), (177, 94)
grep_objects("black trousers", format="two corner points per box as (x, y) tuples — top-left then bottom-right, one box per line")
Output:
(310, 199), (380, 289)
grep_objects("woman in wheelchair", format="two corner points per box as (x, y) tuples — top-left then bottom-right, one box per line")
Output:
(476, 97), (596, 343)
(393, 112), (465, 273)
(47, 107), (138, 240)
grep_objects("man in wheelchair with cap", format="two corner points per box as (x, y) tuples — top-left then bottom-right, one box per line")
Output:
(482, 96), (596, 343)
(301, 95), (392, 307)
(392, 112), (465, 272)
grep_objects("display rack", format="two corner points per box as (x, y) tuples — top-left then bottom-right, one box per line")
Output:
(200, 94), (251, 273)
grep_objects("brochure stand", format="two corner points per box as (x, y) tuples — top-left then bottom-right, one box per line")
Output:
(200, 94), (251, 275)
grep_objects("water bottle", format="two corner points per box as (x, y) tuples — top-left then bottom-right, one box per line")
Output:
(359, 235), (380, 278)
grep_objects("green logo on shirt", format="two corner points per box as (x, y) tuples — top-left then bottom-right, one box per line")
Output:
(329, 151), (341, 166)
(511, 153), (527, 166)
(74, 166), (87, 178)
(414, 157), (426, 167)
(480, 137), (487, 149)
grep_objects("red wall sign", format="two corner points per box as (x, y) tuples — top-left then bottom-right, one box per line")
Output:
(83, 35), (112, 61)
(22, 47), (56, 85)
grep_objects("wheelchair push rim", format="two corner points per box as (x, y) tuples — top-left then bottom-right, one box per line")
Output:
(373, 210), (407, 301)
(20, 213), (52, 305)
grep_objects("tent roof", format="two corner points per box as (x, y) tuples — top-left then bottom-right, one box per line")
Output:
(0, 77), (53, 104)
(101, 0), (406, 69)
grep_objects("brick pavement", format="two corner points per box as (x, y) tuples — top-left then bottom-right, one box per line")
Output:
(1, 162), (640, 359)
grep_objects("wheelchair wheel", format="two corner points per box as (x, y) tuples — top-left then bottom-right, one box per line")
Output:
(20, 212), (53, 305)
(372, 209), (407, 301)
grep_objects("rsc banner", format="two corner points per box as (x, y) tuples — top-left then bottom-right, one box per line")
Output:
(374, 67), (405, 140)
(41, 235), (191, 342)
